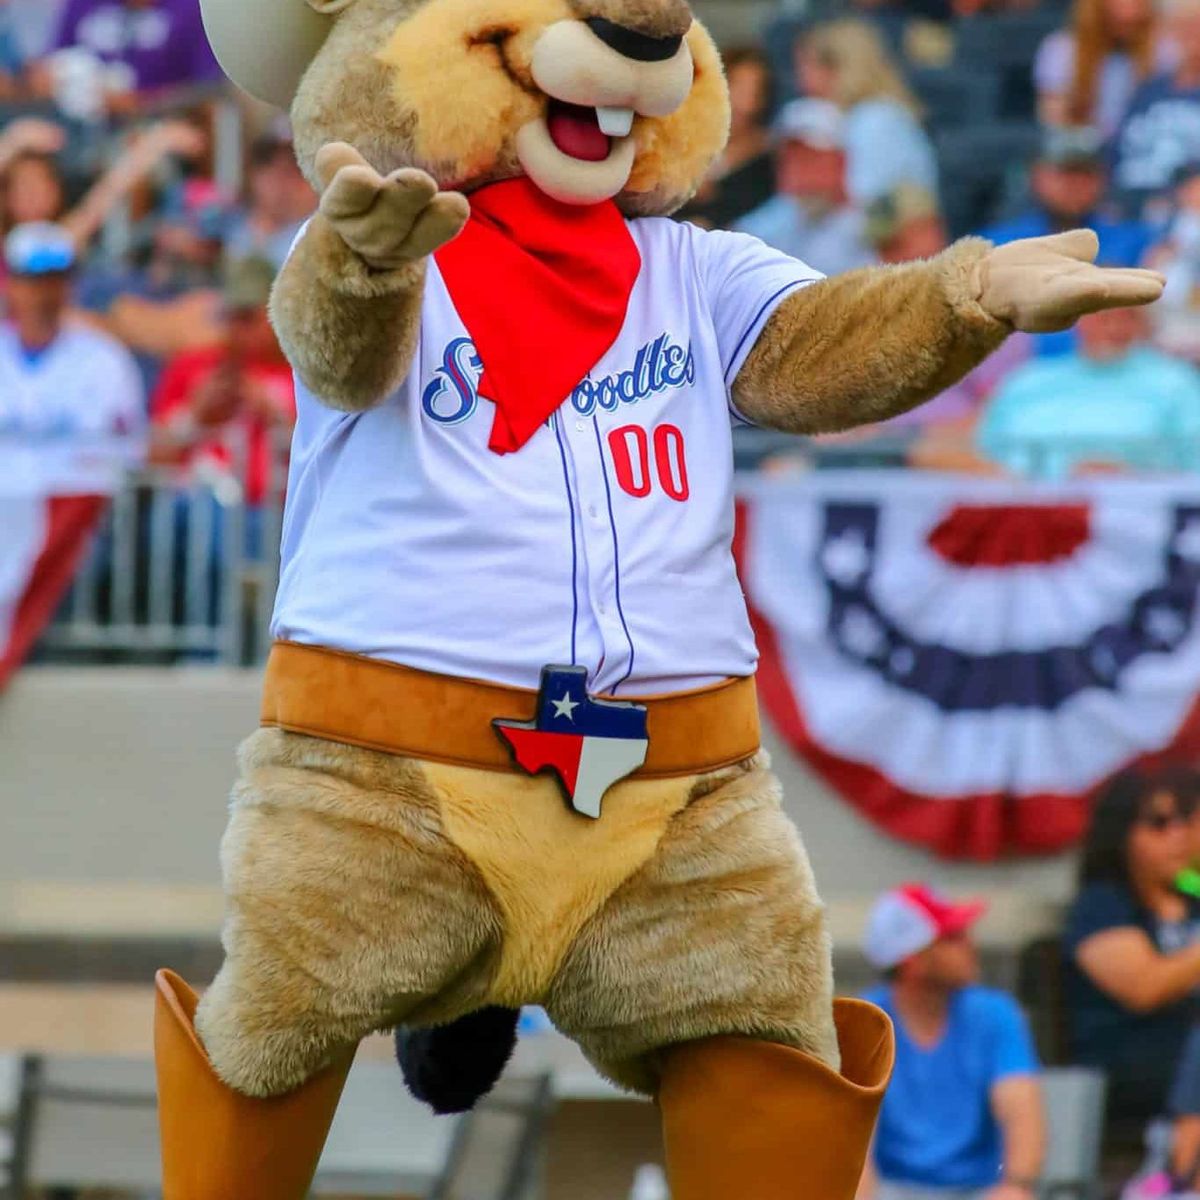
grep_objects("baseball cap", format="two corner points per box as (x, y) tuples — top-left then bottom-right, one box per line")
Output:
(863, 883), (987, 969)
(221, 256), (276, 312)
(1040, 125), (1104, 169)
(774, 98), (844, 150)
(865, 184), (941, 246)
(4, 222), (76, 276)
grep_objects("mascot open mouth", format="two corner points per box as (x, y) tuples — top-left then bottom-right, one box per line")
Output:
(516, 18), (695, 204)
(545, 100), (635, 161)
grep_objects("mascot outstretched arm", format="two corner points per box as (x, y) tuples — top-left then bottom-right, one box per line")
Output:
(153, 0), (1162, 1196)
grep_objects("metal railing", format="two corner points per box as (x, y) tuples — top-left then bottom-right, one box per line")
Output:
(38, 438), (286, 669)
(23, 427), (1200, 671)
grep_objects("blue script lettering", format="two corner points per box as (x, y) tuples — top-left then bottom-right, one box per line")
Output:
(422, 337), (483, 425)
(570, 333), (695, 417)
(421, 332), (694, 426)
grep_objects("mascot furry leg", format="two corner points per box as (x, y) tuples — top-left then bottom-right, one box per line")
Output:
(154, 0), (1164, 1196)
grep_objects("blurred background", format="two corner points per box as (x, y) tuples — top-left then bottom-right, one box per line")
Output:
(4, 0), (1200, 1197)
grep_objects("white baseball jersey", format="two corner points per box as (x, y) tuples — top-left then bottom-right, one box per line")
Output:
(271, 218), (821, 695)
(0, 321), (145, 496)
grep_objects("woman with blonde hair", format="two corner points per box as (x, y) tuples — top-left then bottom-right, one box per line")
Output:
(797, 19), (938, 206)
(1036, 0), (1175, 135)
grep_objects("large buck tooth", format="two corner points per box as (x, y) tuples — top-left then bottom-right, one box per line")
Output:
(595, 106), (635, 137)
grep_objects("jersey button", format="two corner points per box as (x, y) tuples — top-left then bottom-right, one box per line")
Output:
(575, 420), (586, 433)
(588, 504), (599, 519)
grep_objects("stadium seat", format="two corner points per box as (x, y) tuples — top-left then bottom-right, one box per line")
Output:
(1039, 1068), (1108, 1200)
(936, 120), (1042, 238)
(430, 1072), (556, 1200)
(1017, 935), (1072, 1068)
(908, 65), (1002, 133)
(4, 1051), (457, 1198)
(6, 1053), (160, 1197)
(952, 12), (1064, 119)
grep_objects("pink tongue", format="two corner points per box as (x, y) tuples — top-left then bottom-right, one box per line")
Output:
(547, 109), (610, 162)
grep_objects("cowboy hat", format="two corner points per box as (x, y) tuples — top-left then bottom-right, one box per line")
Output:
(200, 0), (351, 108)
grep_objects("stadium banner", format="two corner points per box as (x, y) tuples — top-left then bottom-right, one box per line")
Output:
(736, 471), (1200, 860)
(0, 436), (134, 691)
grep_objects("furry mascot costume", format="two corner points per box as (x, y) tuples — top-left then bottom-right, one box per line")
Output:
(154, 1), (1164, 1195)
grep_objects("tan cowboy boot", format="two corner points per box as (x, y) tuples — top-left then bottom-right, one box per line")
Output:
(659, 998), (895, 1200)
(154, 969), (352, 1200)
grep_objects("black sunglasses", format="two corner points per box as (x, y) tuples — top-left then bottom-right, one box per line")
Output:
(1139, 811), (1189, 832)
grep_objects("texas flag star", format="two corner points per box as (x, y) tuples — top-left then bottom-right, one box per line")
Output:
(494, 666), (649, 819)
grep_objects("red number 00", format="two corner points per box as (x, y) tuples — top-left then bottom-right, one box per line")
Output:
(608, 423), (690, 503)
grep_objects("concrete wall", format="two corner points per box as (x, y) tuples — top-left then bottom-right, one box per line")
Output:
(0, 667), (1076, 942)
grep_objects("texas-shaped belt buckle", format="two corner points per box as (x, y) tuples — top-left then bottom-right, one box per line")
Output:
(493, 665), (649, 819)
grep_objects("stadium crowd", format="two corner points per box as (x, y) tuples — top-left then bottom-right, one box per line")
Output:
(3, 3), (1200, 1199)
(0, 0), (1195, 477)
(5, 0), (1200, 491)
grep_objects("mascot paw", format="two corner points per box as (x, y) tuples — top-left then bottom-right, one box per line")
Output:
(315, 141), (469, 272)
(976, 228), (1165, 334)
(396, 1007), (520, 1115)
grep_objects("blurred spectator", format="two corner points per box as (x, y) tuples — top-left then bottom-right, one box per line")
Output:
(1150, 1026), (1200, 1197)
(865, 183), (947, 262)
(1146, 165), (1200, 361)
(86, 176), (232, 368)
(678, 47), (774, 229)
(150, 256), (294, 511)
(889, 332), (1034, 471)
(735, 98), (877, 274)
(1036, 0), (1172, 136)
(6, 0), (68, 60)
(1113, 0), (1200, 223)
(0, 120), (69, 238)
(982, 127), (1154, 264)
(1063, 770), (1200, 1136)
(857, 884), (1045, 1200)
(797, 19), (938, 205)
(977, 305), (1200, 478)
(0, 0), (29, 97)
(224, 129), (316, 270)
(0, 222), (144, 463)
(0, 117), (205, 260)
(36, 0), (221, 115)
(981, 126), (1155, 356)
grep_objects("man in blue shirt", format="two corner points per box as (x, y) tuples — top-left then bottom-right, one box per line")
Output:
(857, 884), (1044, 1200)
(981, 127), (1155, 358)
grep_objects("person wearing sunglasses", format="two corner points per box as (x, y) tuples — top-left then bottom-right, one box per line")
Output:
(1064, 769), (1200, 1173)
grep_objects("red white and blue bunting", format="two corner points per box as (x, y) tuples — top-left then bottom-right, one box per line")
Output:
(736, 472), (1200, 860)
(0, 436), (131, 691)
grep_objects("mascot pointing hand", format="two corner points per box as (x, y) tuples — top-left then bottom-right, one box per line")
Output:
(154, 0), (1163, 1195)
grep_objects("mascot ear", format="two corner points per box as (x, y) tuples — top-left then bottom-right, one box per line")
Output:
(199, 0), (354, 109)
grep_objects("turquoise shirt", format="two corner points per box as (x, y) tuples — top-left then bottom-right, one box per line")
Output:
(977, 347), (1200, 479)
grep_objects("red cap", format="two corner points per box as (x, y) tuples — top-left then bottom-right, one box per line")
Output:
(863, 883), (988, 969)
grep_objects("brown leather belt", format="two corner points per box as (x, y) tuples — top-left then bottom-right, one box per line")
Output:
(261, 641), (761, 778)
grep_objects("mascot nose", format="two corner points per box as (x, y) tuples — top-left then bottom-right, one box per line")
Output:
(585, 16), (684, 61)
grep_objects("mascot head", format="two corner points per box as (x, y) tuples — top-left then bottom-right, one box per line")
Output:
(200, 0), (730, 215)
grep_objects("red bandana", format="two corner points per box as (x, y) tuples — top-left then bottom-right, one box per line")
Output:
(433, 177), (642, 455)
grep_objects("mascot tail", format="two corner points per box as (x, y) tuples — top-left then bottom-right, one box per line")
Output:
(395, 1007), (521, 1114)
